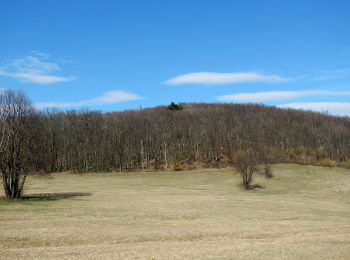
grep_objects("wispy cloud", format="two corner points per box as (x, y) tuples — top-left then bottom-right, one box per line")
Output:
(309, 68), (350, 81)
(217, 90), (350, 102)
(165, 71), (289, 85)
(278, 102), (350, 116)
(35, 90), (143, 109)
(35, 102), (76, 109)
(0, 52), (75, 84)
(217, 90), (316, 102)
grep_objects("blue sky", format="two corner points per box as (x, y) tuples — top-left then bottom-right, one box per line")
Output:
(1, 0), (350, 115)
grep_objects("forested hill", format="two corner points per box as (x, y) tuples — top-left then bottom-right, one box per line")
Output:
(31, 103), (350, 172)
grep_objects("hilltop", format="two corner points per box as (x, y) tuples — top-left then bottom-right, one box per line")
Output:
(31, 102), (350, 172)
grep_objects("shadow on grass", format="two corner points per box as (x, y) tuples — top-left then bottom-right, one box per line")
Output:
(238, 183), (265, 190)
(252, 184), (265, 189)
(20, 192), (92, 201)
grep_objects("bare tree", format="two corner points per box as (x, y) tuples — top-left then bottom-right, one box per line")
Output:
(0, 90), (34, 199)
(233, 149), (259, 190)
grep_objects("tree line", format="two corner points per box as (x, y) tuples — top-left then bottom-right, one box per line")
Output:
(36, 103), (350, 173)
(1, 89), (350, 197)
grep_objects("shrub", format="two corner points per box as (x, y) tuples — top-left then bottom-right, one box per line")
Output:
(263, 164), (273, 178)
(233, 149), (259, 190)
(295, 154), (307, 165)
(343, 159), (350, 169)
(319, 158), (336, 167)
(173, 161), (184, 171)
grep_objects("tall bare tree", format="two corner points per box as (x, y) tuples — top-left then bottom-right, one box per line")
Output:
(0, 90), (34, 199)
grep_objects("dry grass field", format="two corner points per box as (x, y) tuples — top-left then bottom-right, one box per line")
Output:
(1, 164), (349, 259)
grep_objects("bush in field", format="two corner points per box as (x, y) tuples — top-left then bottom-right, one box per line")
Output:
(256, 144), (273, 178)
(263, 164), (273, 178)
(233, 149), (259, 190)
(295, 154), (308, 165)
(344, 159), (350, 169)
(319, 158), (336, 167)
(173, 161), (184, 171)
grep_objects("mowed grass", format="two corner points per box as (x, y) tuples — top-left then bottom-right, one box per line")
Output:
(0, 164), (349, 259)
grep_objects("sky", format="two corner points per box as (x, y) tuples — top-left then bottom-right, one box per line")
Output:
(0, 0), (350, 115)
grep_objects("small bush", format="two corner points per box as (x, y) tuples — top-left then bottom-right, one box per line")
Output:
(173, 161), (184, 171)
(263, 164), (273, 178)
(233, 149), (259, 190)
(319, 158), (336, 167)
(343, 159), (350, 169)
(295, 154), (307, 165)
(306, 156), (317, 165)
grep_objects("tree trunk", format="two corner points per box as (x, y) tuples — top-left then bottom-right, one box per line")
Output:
(2, 171), (26, 199)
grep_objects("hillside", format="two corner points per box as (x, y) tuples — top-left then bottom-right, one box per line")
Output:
(29, 103), (350, 173)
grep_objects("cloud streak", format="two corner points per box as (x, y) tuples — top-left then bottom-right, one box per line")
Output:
(165, 71), (289, 85)
(217, 90), (350, 102)
(35, 90), (143, 109)
(0, 52), (75, 84)
(278, 102), (350, 116)
(309, 68), (350, 81)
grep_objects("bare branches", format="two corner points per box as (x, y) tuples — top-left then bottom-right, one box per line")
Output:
(0, 93), (10, 153)
(233, 149), (259, 189)
(0, 89), (34, 199)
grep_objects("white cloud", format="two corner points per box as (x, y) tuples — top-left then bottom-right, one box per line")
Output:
(217, 90), (350, 102)
(278, 102), (350, 116)
(165, 71), (289, 85)
(89, 90), (142, 105)
(35, 102), (76, 109)
(35, 90), (142, 109)
(217, 90), (315, 102)
(2, 71), (75, 84)
(0, 52), (75, 84)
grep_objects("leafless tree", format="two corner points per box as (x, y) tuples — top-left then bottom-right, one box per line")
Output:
(0, 90), (34, 199)
(233, 148), (259, 189)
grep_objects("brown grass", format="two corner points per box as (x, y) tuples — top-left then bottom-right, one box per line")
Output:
(0, 164), (349, 259)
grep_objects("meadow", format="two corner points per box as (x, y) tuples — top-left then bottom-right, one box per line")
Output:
(1, 164), (349, 259)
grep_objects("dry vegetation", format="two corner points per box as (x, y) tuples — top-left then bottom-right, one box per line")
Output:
(1, 164), (349, 259)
